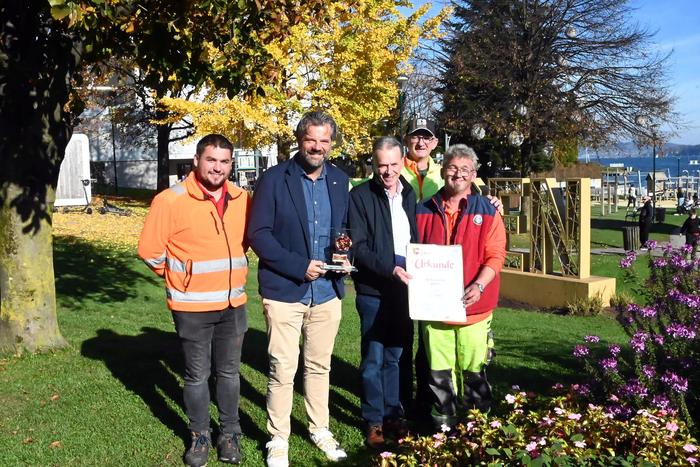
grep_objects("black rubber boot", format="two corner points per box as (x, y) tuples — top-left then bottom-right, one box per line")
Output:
(428, 369), (457, 429)
(463, 369), (493, 413)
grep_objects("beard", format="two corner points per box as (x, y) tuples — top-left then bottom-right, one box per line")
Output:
(196, 172), (227, 192)
(298, 149), (327, 171)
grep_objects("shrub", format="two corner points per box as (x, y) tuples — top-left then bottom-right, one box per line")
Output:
(566, 293), (604, 316)
(573, 242), (699, 427)
(609, 290), (633, 310)
(378, 390), (698, 466)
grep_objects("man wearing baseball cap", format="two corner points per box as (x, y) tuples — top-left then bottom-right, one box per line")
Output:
(401, 117), (443, 202)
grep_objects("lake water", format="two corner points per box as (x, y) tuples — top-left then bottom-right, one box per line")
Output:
(580, 155), (700, 181)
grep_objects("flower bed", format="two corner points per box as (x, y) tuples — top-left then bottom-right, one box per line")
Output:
(574, 242), (698, 426)
(379, 389), (697, 466)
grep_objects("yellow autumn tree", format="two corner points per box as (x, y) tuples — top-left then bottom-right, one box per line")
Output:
(162, 0), (449, 162)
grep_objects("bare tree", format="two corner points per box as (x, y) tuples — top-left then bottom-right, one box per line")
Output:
(438, 0), (679, 174)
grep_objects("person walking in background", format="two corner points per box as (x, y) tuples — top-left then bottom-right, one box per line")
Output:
(680, 208), (700, 250)
(247, 111), (349, 467)
(627, 184), (637, 208)
(138, 134), (250, 466)
(348, 136), (417, 448)
(639, 194), (653, 250)
(415, 144), (506, 430)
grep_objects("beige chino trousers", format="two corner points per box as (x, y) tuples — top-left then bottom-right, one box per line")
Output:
(263, 297), (342, 439)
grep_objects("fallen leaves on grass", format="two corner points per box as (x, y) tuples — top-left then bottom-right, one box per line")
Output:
(48, 440), (63, 449)
(22, 437), (33, 444)
(50, 393), (60, 402)
(53, 196), (149, 251)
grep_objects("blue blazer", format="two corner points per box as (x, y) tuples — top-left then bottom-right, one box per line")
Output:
(247, 156), (350, 302)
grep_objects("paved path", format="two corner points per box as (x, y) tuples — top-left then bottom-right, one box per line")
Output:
(510, 246), (667, 257)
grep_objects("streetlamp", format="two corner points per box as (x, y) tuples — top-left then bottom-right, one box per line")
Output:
(635, 115), (658, 221)
(87, 86), (120, 196)
(396, 74), (409, 152)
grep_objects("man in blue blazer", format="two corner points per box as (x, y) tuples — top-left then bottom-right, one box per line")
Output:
(248, 111), (349, 467)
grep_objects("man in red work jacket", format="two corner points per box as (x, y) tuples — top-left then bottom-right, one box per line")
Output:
(138, 134), (249, 467)
(415, 144), (506, 430)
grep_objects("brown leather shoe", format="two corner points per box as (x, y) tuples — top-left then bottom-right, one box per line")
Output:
(366, 424), (384, 449)
(383, 417), (409, 440)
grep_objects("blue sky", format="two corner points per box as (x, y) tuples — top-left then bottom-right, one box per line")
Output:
(630, 0), (700, 144)
(409, 0), (700, 144)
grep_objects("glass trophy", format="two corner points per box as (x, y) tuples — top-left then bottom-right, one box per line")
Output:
(322, 230), (357, 272)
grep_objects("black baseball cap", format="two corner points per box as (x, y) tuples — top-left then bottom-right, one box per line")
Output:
(406, 117), (436, 137)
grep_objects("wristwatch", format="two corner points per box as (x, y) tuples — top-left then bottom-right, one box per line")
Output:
(475, 282), (485, 293)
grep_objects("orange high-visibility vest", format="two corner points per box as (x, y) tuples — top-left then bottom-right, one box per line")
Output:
(138, 172), (250, 312)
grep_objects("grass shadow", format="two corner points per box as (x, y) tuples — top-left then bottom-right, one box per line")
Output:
(54, 236), (159, 305)
(81, 327), (187, 440)
(591, 217), (636, 231)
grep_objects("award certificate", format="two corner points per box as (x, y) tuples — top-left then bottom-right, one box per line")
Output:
(406, 243), (465, 321)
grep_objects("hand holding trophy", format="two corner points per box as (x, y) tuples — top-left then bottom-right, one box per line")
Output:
(322, 230), (357, 272)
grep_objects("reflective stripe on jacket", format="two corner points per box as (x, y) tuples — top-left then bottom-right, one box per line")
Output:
(138, 172), (250, 312)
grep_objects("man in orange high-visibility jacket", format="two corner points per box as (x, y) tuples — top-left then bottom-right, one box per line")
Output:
(138, 134), (249, 467)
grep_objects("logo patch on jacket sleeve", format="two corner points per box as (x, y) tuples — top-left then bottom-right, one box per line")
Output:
(473, 214), (483, 225)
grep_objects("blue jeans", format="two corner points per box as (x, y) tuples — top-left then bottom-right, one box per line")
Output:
(356, 293), (411, 425)
(172, 305), (247, 434)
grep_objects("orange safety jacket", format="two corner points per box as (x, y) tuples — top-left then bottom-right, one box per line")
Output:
(138, 172), (250, 312)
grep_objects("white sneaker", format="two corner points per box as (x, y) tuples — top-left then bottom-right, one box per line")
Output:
(310, 428), (347, 462)
(266, 436), (288, 467)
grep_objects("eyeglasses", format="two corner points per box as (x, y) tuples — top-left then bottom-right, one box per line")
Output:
(409, 135), (435, 143)
(444, 165), (476, 176)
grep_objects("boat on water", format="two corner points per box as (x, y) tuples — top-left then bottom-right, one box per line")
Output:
(690, 160), (699, 166)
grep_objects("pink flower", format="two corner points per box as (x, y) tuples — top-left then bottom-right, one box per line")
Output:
(567, 413), (582, 420)
(440, 423), (451, 432)
(490, 420), (502, 428)
(685, 444), (699, 453)
(599, 357), (618, 372)
(573, 345), (589, 358)
(526, 441), (538, 452)
(574, 440), (586, 449)
(666, 421), (679, 432)
(688, 457), (697, 465)
(505, 394), (516, 404)
(380, 451), (394, 459)
(540, 416), (554, 427)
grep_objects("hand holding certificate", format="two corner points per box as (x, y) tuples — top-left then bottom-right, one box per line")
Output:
(406, 243), (465, 322)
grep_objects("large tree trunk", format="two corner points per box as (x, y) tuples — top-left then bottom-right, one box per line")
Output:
(156, 121), (172, 192)
(0, 1), (78, 353)
(0, 185), (66, 353)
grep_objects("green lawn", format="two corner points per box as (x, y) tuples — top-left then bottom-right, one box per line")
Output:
(0, 208), (650, 466)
